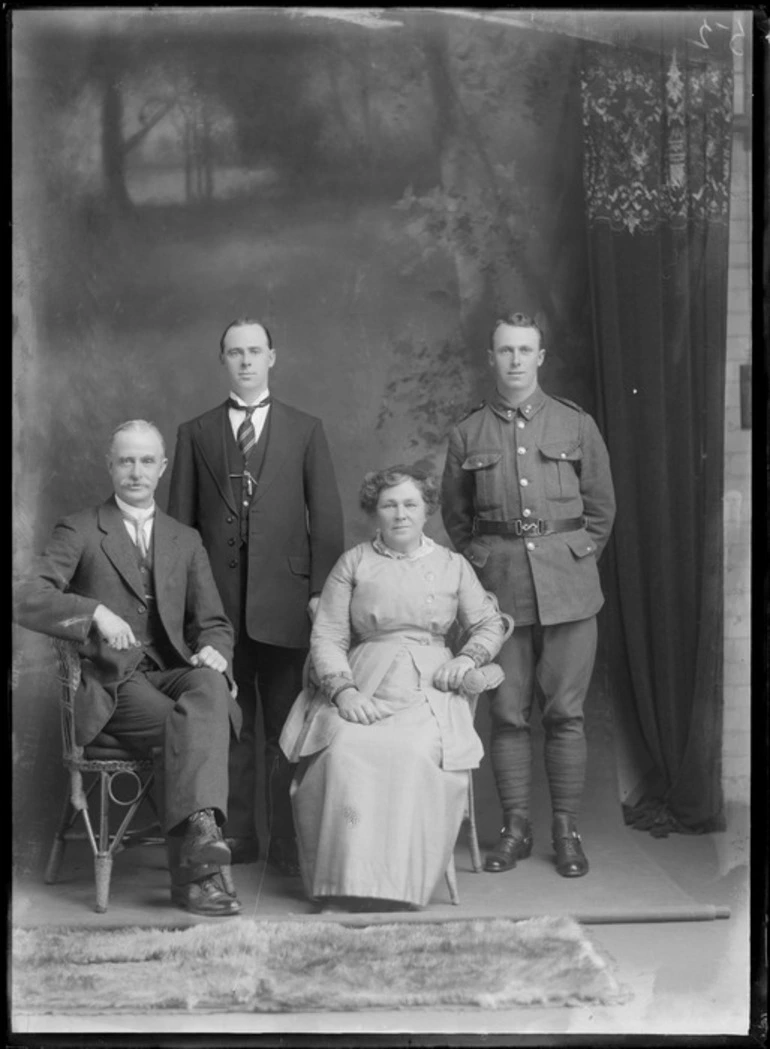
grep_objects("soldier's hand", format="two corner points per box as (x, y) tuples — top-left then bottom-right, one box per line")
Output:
(190, 645), (228, 674)
(92, 605), (139, 651)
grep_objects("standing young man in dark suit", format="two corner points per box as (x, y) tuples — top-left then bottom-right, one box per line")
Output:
(168, 318), (344, 875)
(15, 420), (243, 916)
(441, 311), (615, 879)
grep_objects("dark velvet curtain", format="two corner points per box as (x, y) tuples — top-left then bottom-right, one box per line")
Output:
(580, 31), (733, 834)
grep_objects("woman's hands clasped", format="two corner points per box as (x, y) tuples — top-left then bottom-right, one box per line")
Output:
(432, 655), (475, 692)
(334, 688), (386, 725)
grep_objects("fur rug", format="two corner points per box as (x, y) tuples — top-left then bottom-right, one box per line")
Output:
(13, 916), (629, 1014)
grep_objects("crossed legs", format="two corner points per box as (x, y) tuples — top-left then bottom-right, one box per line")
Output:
(105, 664), (241, 912)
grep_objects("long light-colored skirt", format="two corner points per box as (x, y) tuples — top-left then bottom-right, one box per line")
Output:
(291, 651), (468, 908)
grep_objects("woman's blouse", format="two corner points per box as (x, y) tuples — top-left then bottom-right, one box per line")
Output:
(280, 537), (508, 770)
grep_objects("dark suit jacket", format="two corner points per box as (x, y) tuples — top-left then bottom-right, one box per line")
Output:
(167, 399), (344, 649)
(14, 497), (239, 746)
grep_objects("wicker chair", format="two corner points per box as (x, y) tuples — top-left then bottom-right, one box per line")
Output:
(44, 639), (162, 913)
(444, 611), (514, 905)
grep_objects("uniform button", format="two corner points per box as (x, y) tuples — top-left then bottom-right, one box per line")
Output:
(517, 446), (526, 455)
(526, 541), (535, 551)
(426, 595), (435, 603)
(522, 508), (532, 517)
(506, 410), (513, 418)
(560, 452), (567, 459)
(137, 606), (146, 614)
(229, 559), (238, 568)
(228, 537), (235, 546)
(524, 403), (531, 411)
(226, 516), (235, 524)
(520, 478), (529, 487)
(242, 500), (249, 507)
(517, 420), (525, 429)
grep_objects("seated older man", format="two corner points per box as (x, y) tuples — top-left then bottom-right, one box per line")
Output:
(14, 419), (243, 916)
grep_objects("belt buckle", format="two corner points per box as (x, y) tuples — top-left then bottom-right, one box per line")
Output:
(519, 520), (540, 537)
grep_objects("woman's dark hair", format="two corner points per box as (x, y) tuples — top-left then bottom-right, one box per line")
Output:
(359, 464), (441, 516)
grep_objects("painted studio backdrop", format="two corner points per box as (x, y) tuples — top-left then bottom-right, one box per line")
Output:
(13, 10), (733, 869)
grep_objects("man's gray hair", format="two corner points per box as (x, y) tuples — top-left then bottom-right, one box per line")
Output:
(108, 420), (166, 458)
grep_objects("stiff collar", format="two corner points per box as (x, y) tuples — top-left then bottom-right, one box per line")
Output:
(228, 389), (271, 408)
(488, 385), (547, 422)
(114, 494), (156, 525)
(372, 531), (436, 561)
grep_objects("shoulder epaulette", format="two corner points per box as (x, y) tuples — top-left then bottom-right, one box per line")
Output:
(458, 400), (486, 422)
(550, 394), (585, 413)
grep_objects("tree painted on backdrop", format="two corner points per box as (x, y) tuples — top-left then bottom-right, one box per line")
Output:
(378, 20), (595, 461)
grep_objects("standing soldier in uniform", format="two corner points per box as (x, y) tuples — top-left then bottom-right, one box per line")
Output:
(441, 311), (615, 877)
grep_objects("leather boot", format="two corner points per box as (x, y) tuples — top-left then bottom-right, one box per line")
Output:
(483, 813), (533, 873)
(552, 813), (589, 877)
(179, 809), (231, 868)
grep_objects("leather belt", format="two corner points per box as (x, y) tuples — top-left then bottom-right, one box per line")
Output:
(473, 517), (584, 538)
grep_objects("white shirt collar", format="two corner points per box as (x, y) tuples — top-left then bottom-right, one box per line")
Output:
(372, 531), (435, 561)
(115, 494), (156, 524)
(228, 389), (271, 408)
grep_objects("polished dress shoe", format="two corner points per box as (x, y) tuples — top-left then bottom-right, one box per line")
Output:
(552, 813), (589, 877)
(483, 814), (533, 873)
(171, 873), (243, 916)
(224, 836), (261, 865)
(179, 809), (231, 868)
(267, 837), (301, 877)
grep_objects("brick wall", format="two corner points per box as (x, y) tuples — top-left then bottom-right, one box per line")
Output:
(721, 60), (751, 806)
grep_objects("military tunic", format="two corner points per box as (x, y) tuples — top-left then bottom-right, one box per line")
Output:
(441, 386), (615, 627)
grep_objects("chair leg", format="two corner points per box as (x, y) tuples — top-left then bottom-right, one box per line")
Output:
(44, 794), (76, 884)
(94, 853), (113, 914)
(445, 851), (460, 905)
(467, 773), (484, 873)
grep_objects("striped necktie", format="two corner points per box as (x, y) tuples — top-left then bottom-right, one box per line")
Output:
(230, 397), (270, 458)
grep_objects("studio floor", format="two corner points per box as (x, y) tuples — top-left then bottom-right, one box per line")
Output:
(11, 797), (750, 1040)
(11, 679), (752, 1040)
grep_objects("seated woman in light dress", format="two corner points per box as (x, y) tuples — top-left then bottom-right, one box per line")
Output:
(280, 464), (508, 913)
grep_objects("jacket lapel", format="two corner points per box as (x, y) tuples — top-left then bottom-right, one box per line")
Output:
(252, 400), (292, 507)
(151, 508), (180, 622)
(195, 404), (238, 514)
(98, 498), (146, 603)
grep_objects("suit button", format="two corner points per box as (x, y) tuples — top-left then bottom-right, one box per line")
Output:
(228, 537), (235, 546)
(226, 516), (235, 524)
(229, 559), (238, 568)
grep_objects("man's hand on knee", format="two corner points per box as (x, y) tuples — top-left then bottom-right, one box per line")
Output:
(190, 645), (228, 674)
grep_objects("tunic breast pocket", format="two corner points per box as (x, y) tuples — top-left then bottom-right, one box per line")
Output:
(537, 442), (582, 501)
(461, 452), (503, 510)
